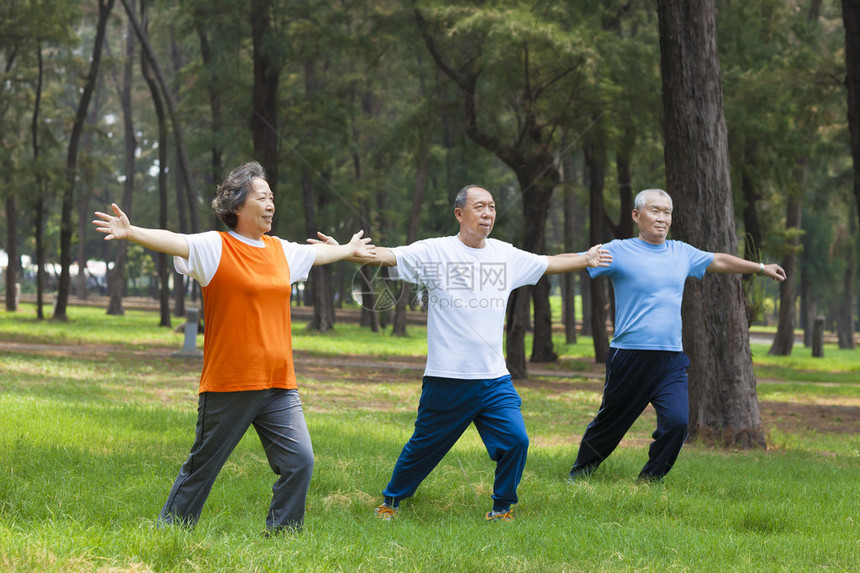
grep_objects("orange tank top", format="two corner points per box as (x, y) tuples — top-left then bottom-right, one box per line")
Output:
(197, 233), (297, 393)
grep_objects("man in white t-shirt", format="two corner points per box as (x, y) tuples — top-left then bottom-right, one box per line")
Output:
(322, 185), (611, 521)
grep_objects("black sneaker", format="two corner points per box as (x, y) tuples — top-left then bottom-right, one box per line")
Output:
(567, 466), (594, 483)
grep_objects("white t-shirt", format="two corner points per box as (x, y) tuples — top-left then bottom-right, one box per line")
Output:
(173, 230), (316, 286)
(390, 236), (547, 379)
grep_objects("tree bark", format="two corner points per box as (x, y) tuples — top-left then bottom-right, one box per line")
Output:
(193, 11), (223, 195)
(108, 0), (137, 317)
(140, 0), (171, 327)
(250, 0), (280, 203)
(611, 128), (635, 240)
(657, 0), (765, 448)
(521, 174), (557, 364)
(561, 149), (579, 344)
(302, 168), (334, 332)
(4, 194), (17, 312)
(2, 50), (18, 311)
(54, 0), (115, 322)
(392, 135), (430, 337)
(585, 135), (610, 363)
(75, 67), (105, 303)
(836, 256), (856, 349)
(301, 59), (334, 332)
(741, 142), (763, 263)
(768, 191), (802, 355)
(842, 0), (860, 230)
(35, 197), (46, 319)
(31, 40), (45, 317)
(169, 33), (188, 319)
(580, 148), (593, 338)
(118, 0), (198, 233)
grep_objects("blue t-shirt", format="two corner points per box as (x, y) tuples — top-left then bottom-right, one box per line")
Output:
(587, 238), (714, 351)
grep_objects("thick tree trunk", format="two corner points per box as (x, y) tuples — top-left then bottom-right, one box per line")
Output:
(522, 176), (557, 364)
(193, 13), (223, 195)
(580, 271), (592, 337)
(108, 2), (137, 317)
(612, 130), (635, 240)
(75, 199), (90, 300)
(169, 37), (187, 319)
(30, 41), (44, 316)
(561, 150), (579, 344)
(301, 60), (334, 332)
(741, 143), (763, 262)
(585, 136), (609, 363)
(75, 68), (104, 302)
(392, 137), (430, 337)
(55, 0), (115, 322)
(250, 0), (280, 203)
(302, 168), (334, 332)
(4, 195), (17, 311)
(843, 0), (860, 230)
(769, 192), (802, 355)
(141, 0), (171, 327)
(2, 54), (18, 311)
(800, 233), (817, 347)
(658, 0), (765, 447)
(580, 146), (592, 338)
(35, 198), (46, 319)
(837, 260), (856, 349)
(120, 0), (198, 233)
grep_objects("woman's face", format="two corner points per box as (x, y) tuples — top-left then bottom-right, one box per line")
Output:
(233, 177), (274, 239)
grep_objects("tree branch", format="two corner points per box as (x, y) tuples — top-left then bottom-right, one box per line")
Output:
(117, 0), (199, 232)
(414, 4), (517, 165)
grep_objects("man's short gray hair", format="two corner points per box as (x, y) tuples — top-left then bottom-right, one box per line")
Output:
(634, 188), (673, 211)
(454, 185), (482, 209)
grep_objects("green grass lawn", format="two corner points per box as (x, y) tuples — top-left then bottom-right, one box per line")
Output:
(0, 305), (858, 571)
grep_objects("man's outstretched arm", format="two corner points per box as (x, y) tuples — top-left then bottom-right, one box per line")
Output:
(544, 244), (612, 275)
(708, 253), (786, 281)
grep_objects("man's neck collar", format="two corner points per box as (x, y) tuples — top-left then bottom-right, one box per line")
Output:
(457, 232), (487, 249)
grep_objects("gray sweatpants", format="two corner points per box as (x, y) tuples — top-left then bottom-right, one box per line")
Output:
(159, 388), (314, 531)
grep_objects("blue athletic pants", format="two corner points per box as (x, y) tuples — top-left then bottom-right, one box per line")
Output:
(571, 348), (690, 480)
(383, 375), (529, 512)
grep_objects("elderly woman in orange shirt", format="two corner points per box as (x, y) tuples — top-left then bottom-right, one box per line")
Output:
(94, 161), (374, 534)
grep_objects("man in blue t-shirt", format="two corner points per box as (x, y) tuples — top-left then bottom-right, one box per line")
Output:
(568, 188), (786, 482)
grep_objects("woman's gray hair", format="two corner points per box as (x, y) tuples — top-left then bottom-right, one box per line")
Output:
(634, 188), (673, 211)
(211, 161), (266, 229)
(454, 185), (481, 209)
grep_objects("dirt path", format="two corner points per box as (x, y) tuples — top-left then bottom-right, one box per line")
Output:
(1, 340), (857, 436)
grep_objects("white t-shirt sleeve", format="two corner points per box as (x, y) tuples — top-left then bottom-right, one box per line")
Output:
(506, 245), (548, 288)
(389, 241), (433, 285)
(173, 231), (223, 287)
(280, 240), (316, 284)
